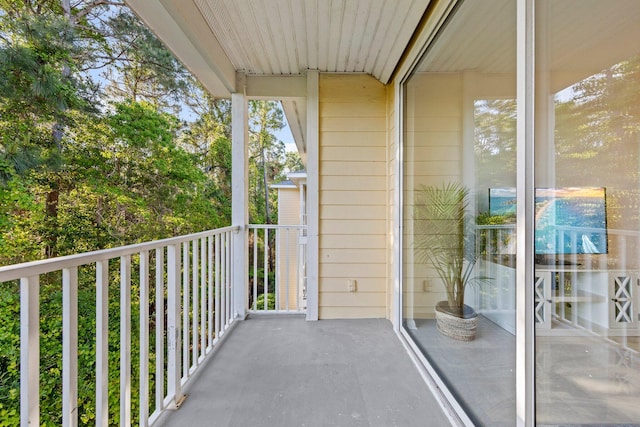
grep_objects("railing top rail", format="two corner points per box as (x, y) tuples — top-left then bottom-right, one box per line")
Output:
(0, 225), (240, 283)
(475, 223), (640, 237)
(248, 224), (307, 230)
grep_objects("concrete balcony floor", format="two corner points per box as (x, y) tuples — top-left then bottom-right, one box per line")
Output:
(155, 315), (451, 427)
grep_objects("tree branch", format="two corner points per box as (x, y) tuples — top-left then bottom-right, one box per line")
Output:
(74, 1), (126, 21)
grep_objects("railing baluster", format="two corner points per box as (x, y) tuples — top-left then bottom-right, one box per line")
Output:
(119, 256), (131, 427)
(20, 275), (39, 427)
(182, 242), (189, 378)
(96, 261), (109, 427)
(215, 234), (221, 339)
(139, 251), (149, 426)
(285, 228), (290, 311)
(226, 231), (232, 322)
(155, 248), (165, 415)
(253, 229), (258, 310)
(263, 229), (269, 312)
(275, 228), (280, 310)
(220, 234), (226, 332)
(192, 239), (198, 369)
(62, 267), (78, 427)
(166, 244), (182, 408)
(228, 231), (234, 319)
(207, 236), (214, 351)
(200, 238), (206, 361)
(295, 230), (304, 311)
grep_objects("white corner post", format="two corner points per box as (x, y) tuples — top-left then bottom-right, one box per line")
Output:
(232, 91), (248, 319)
(392, 78), (403, 332)
(306, 70), (319, 321)
(516, 0), (536, 425)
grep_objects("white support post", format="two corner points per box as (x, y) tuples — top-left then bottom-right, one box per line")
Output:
(392, 78), (403, 331)
(232, 91), (248, 319)
(306, 70), (319, 320)
(120, 256), (131, 427)
(96, 261), (109, 427)
(166, 244), (182, 408)
(20, 275), (39, 427)
(62, 267), (78, 427)
(516, 0), (536, 425)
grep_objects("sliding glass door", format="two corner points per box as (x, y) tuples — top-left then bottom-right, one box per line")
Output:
(401, 1), (517, 425)
(534, 1), (640, 424)
(401, 0), (640, 425)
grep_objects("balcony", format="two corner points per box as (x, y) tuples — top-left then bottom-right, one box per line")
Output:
(153, 315), (449, 427)
(0, 224), (450, 426)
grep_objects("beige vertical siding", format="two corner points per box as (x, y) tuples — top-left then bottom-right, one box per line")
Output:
(318, 74), (389, 319)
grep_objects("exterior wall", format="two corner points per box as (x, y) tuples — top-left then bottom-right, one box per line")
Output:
(318, 74), (389, 319)
(278, 186), (300, 225)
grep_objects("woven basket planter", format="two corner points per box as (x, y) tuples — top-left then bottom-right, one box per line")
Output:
(435, 301), (478, 341)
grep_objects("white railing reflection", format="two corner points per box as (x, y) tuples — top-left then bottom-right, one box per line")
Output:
(475, 224), (634, 264)
(474, 224), (640, 331)
(0, 226), (239, 427)
(248, 225), (307, 314)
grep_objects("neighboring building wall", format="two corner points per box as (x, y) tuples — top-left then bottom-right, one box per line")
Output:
(276, 184), (303, 310)
(318, 74), (388, 319)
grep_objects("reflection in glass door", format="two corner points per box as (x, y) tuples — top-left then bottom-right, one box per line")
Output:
(534, 1), (640, 424)
(401, 1), (517, 425)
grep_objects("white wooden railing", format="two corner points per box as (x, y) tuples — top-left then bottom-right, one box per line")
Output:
(0, 226), (239, 427)
(248, 224), (307, 314)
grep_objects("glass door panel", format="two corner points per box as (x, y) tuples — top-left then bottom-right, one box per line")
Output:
(534, 1), (640, 424)
(401, 1), (516, 424)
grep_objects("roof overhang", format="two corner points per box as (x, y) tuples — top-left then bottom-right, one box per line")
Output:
(127, 0), (237, 97)
(125, 0), (434, 157)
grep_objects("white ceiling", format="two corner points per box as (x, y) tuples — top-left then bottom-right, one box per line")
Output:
(127, 0), (432, 96)
(194, 0), (429, 82)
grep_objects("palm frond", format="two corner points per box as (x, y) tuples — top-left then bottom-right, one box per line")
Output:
(413, 182), (478, 307)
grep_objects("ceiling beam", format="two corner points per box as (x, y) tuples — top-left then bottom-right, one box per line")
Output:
(245, 76), (307, 98)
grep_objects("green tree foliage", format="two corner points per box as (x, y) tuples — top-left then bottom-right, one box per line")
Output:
(101, 10), (193, 112)
(0, 2), (298, 424)
(554, 56), (640, 228)
(182, 94), (233, 223)
(474, 98), (517, 192)
(248, 100), (286, 224)
(282, 150), (304, 175)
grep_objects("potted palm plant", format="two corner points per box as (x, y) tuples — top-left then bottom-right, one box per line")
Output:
(413, 182), (480, 341)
